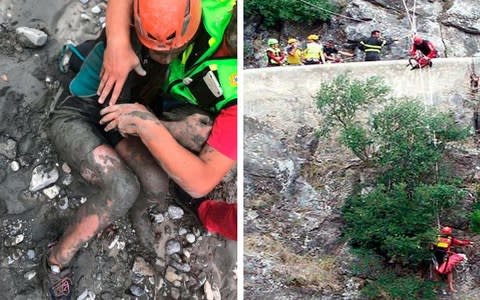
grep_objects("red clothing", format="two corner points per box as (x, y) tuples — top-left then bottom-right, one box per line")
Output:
(437, 253), (465, 274)
(410, 40), (437, 59)
(434, 235), (471, 275)
(266, 48), (285, 66)
(207, 105), (237, 161)
(198, 200), (237, 240)
(450, 237), (471, 247)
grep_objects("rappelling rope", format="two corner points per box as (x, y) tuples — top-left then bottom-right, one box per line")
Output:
(425, 66), (441, 229)
(298, 0), (364, 22)
(401, 0), (417, 35)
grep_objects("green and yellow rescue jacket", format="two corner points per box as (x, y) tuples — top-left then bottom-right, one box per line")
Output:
(165, 0), (237, 113)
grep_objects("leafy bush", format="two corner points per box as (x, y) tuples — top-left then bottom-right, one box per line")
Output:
(316, 74), (390, 138)
(343, 183), (465, 266)
(317, 74), (471, 294)
(471, 209), (480, 233)
(245, 0), (337, 28)
(361, 272), (439, 300)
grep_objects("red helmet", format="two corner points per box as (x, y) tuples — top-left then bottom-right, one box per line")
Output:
(133, 0), (202, 52)
(413, 36), (423, 45)
(440, 226), (452, 235)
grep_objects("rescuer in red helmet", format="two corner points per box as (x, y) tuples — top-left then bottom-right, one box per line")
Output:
(409, 35), (438, 69)
(432, 226), (473, 292)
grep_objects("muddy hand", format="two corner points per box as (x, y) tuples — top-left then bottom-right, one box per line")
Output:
(100, 103), (153, 137)
(97, 45), (146, 106)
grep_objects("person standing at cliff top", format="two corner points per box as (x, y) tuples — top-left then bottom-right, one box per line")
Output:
(302, 34), (326, 65)
(360, 30), (386, 61)
(285, 38), (303, 65)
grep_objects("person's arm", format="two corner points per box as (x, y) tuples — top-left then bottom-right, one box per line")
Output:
(320, 47), (326, 64)
(451, 237), (471, 247)
(409, 44), (417, 57)
(426, 42), (437, 59)
(97, 0), (146, 106)
(99, 104), (235, 197)
(338, 50), (354, 57)
(279, 50), (285, 62)
(267, 50), (282, 64)
(286, 46), (294, 56)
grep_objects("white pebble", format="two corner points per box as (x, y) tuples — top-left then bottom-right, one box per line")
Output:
(43, 185), (60, 199)
(10, 161), (20, 171)
(24, 271), (36, 280)
(91, 5), (102, 14)
(186, 233), (196, 244)
(168, 206), (184, 220)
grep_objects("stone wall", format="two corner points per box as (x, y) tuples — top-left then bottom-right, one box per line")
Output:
(244, 58), (478, 133)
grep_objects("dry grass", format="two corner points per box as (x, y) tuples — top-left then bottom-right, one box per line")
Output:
(246, 193), (278, 209)
(245, 234), (342, 291)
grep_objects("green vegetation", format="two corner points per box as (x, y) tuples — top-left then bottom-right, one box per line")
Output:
(361, 272), (439, 300)
(316, 74), (472, 298)
(316, 73), (390, 140)
(244, 0), (337, 28)
(351, 248), (441, 299)
(344, 183), (465, 266)
(471, 202), (480, 233)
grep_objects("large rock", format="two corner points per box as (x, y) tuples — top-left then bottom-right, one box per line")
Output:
(442, 0), (480, 34)
(244, 117), (299, 200)
(15, 27), (48, 48)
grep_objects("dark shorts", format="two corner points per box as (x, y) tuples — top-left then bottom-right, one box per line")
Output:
(47, 95), (123, 169)
(365, 52), (381, 61)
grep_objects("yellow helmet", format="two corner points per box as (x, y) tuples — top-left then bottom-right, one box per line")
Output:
(307, 34), (319, 41)
(288, 38), (297, 44)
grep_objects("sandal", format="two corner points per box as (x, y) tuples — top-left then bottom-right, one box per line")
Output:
(40, 245), (74, 300)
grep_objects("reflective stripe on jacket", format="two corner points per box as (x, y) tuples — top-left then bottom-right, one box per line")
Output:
(360, 37), (386, 53)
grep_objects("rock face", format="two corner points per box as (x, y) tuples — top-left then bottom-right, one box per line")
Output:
(244, 117), (360, 298)
(244, 117), (299, 201)
(245, 0), (480, 68)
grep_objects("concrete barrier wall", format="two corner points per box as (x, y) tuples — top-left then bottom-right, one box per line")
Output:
(244, 58), (476, 133)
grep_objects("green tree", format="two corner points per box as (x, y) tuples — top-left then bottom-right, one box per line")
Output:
(371, 100), (470, 186)
(343, 183), (465, 266)
(315, 73), (390, 140)
(245, 0), (337, 28)
(471, 206), (480, 234)
(316, 75), (472, 296)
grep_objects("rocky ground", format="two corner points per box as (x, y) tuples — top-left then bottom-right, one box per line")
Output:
(0, 1), (236, 299)
(245, 0), (480, 68)
(244, 116), (480, 299)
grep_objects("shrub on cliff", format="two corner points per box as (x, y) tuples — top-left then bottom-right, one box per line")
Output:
(343, 183), (465, 266)
(245, 0), (337, 28)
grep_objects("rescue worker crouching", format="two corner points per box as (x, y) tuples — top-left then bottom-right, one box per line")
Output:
(303, 34), (326, 65)
(43, 0), (238, 299)
(266, 38), (285, 67)
(323, 40), (354, 63)
(409, 35), (438, 69)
